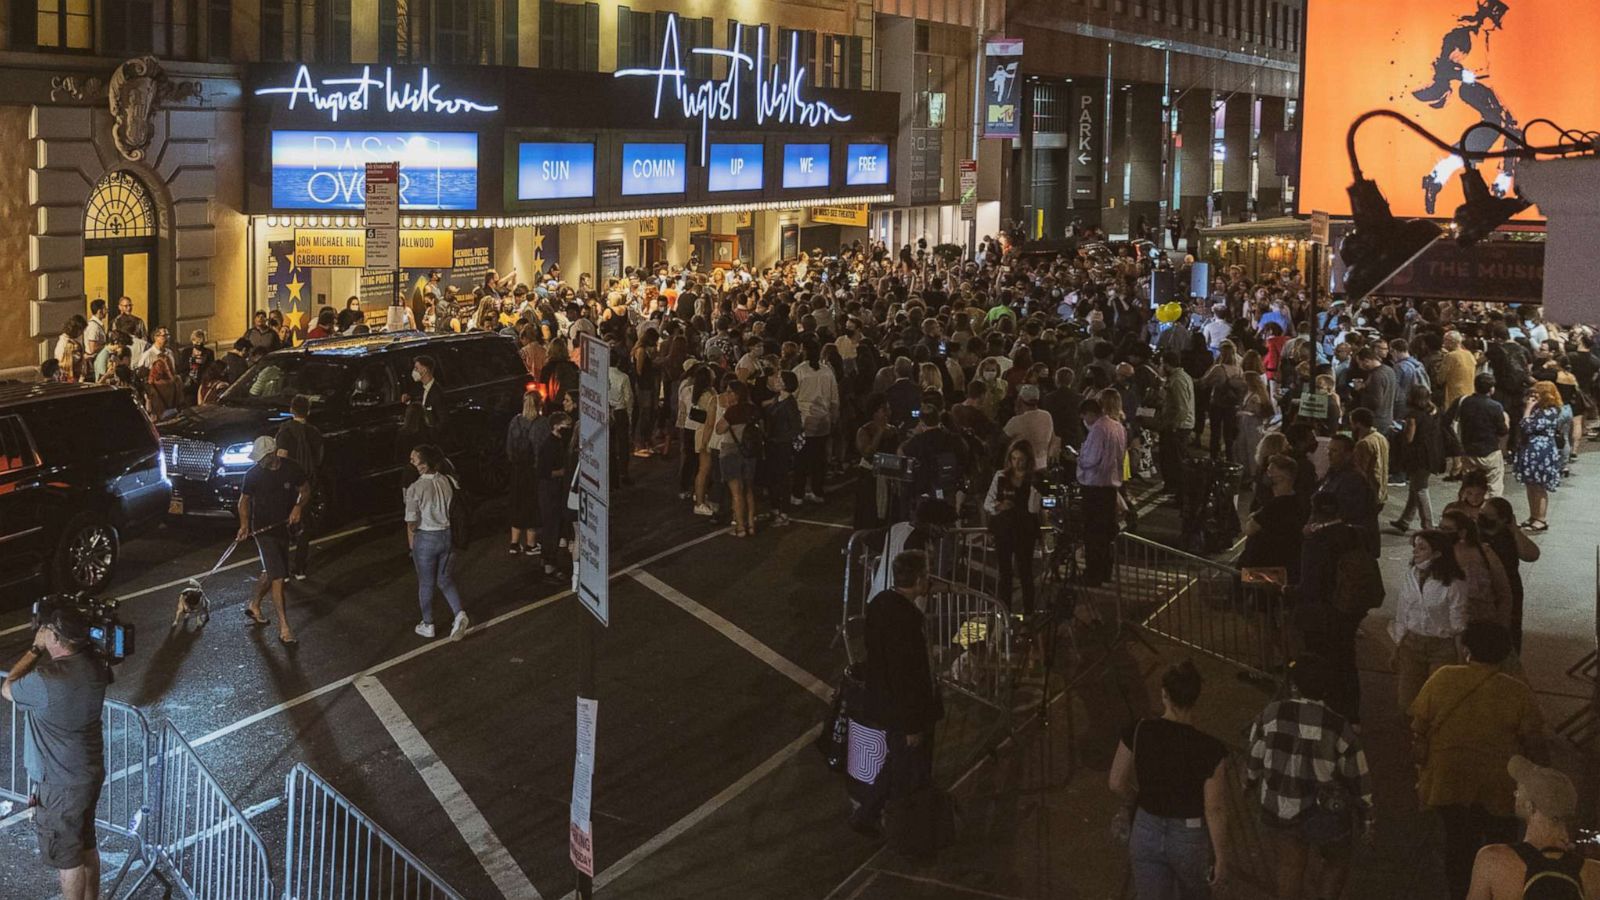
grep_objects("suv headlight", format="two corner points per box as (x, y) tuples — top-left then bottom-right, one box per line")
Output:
(219, 442), (255, 468)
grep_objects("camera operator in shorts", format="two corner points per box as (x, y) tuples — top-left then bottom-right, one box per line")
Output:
(3, 606), (111, 900)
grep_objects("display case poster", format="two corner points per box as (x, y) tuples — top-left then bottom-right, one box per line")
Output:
(265, 239), (310, 313)
(448, 228), (492, 291)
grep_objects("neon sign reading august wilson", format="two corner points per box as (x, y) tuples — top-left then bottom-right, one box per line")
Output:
(254, 65), (500, 122)
(615, 15), (853, 164)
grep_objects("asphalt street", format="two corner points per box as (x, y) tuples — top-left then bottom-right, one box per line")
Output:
(0, 452), (886, 899)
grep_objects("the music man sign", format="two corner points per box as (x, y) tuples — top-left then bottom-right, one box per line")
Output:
(614, 13), (854, 163)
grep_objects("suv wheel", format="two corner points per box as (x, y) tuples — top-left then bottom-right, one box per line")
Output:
(54, 513), (119, 592)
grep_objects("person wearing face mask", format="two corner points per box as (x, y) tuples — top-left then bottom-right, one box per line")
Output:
(404, 354), (442, 439)
(404, 444), (470, 640)
(1392, 530), (1469, 716)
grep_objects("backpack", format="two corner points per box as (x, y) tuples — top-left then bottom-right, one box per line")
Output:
(1332, 545), (1384, 615)
(1510, 843), (1587, 900)
(737, 414), (766, 460)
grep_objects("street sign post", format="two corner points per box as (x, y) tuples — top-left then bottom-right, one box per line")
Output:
(363, 162), (400, 271)
(959, 159), (977, 222)
(569, 697), (598, 879)
(575, 333), (610, 627)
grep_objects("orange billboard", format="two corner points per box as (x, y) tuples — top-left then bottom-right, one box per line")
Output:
(1300, 0), (1600, 220)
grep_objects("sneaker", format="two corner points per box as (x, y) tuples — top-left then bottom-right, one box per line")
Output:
(679, 491), (693, 501)
(789, 496), (804, 507)
(450, 611), (470, 638)
(693, 503), (715, 516)
(1389, 519), (1412, 533)
(559, 538), (569, 550)
(527, 543), (542, 556)
(291, 570), (308, 581)
(632, 448), (652, 458)
(772, 513), (790, 526)
(543, 563), (557, 576)
(508, 545), (521, 555)
(805, 492), (825, 504)
(414, 622), (436, 639)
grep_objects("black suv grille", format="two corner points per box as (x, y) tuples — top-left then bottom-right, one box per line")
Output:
(161, 437), (215, 480)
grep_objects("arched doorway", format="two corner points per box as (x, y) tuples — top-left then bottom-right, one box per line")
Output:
(82, 171), (158, 330)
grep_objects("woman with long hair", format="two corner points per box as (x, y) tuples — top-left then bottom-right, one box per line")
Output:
(984, 440), (1045, 612)
(540, 338), (580, 405)
(791, 338), (839, 504)
(690, 365), (719, 515)
(1391, 529), (1468, 713)
(143, 357), (183, 419)
(1513, 381), (1564, 532)
(714, 380), (759, 536)
(504, 391), (545, 556)
(404, 444), (469, 639)
(1393, 383), (1445, 531)
(1438, 509), (1513, 633)
(631, 328), (662, 458)
(1201, 340), (1246, 458)
(1478, 496), (1541, 654)
(1233, 371), (1274, 478)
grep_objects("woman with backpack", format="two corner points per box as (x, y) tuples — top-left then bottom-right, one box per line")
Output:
(1201, 341), (1246, 459)
(404, 444), (469, 640)
(716, 381), (761, 536)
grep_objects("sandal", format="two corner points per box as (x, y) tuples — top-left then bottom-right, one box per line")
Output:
(1525, 520), (1549, 533)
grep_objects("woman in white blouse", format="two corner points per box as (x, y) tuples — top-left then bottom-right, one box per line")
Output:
(983, 440), (1047, 613)
(1391, 530), (1469, 714)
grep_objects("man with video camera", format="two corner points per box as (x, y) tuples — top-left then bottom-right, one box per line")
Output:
(3, 605), (110, 900)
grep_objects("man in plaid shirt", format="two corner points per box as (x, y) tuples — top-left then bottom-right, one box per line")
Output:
(1245, 653), (1374, 900)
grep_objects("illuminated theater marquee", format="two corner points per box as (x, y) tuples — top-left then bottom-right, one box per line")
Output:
(615, 14), (853, 163)
(255, 65), (500, 122)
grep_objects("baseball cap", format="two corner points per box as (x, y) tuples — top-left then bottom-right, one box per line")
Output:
(1508, 756), (1578, 823)
(249, 435), (277, 462)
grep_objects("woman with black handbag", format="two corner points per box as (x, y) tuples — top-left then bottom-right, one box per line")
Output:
(1108, 661), (1229, 899)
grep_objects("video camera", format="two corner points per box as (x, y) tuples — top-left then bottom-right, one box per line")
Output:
(33, 593), (135, 664)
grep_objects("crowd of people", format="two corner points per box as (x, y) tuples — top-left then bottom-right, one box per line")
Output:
(32, 224), (1600, 898)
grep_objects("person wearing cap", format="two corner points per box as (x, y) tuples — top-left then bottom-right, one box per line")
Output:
(1410, 621), (1550, 900)
(3, 606), (110, 900)
(238, 434), (309, 644)
(1467, 756), (1600, 899)
(1004, 383), (1056, 472)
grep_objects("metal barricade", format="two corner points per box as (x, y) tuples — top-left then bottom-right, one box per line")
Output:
(140, 720), (275, 900)
(284, 763), (466, 900)
(925, 586), (1015, 715)
(1113, 533), (1289, 679)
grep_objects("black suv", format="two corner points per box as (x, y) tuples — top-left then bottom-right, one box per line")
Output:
(157, 330), (531, 524)
(0, 382), (171, 592)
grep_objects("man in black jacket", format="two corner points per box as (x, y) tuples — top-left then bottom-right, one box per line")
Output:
(852, 549), (942, 835)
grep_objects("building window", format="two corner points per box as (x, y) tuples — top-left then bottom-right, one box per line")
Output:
(433, 0), (471, 63)
(261, 0), (285, 60)
(206, 0), (230, 59)
(85, 171), (157, 241)
(28, 0), (95, 50)
(539, 0), (598, 71)
(821, 33), (863, 89)
(103, 0), (154, 54)
(501, 0), (517, 66)
(320, 0), (352, 62)
(617, 7), (651, 69)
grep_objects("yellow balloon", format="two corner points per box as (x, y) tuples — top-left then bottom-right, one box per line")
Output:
(1157, 302), (1183, 324)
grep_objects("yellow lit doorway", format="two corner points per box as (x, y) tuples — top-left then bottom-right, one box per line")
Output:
(83, 171), (157, 327)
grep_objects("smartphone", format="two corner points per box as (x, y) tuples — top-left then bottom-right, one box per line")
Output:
(938, 340), (948, 355)
(1041, 495), (1059, 509)
(911, 408), (922, 420)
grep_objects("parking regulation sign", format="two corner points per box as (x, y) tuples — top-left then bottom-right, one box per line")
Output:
(364, 161), (400, 270)
(575, 333), (610, 627)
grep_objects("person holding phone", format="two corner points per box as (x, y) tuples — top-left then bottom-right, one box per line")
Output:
(983, 440), (1046, 613)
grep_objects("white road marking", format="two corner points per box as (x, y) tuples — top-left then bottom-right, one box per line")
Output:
(0, 522), (383, 638)
(785, 517), (853, 530)
(630, 570), (832, 702)
(559, 724), (822, 899)
(187, 525), (730, 750)
(355, 675), (541, 900)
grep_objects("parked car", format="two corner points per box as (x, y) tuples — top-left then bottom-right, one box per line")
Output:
(0, 382), (172, 592)
(157, 330), (532, 527)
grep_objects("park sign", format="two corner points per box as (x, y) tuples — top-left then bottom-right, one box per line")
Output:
(614, 14), (855, 163)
